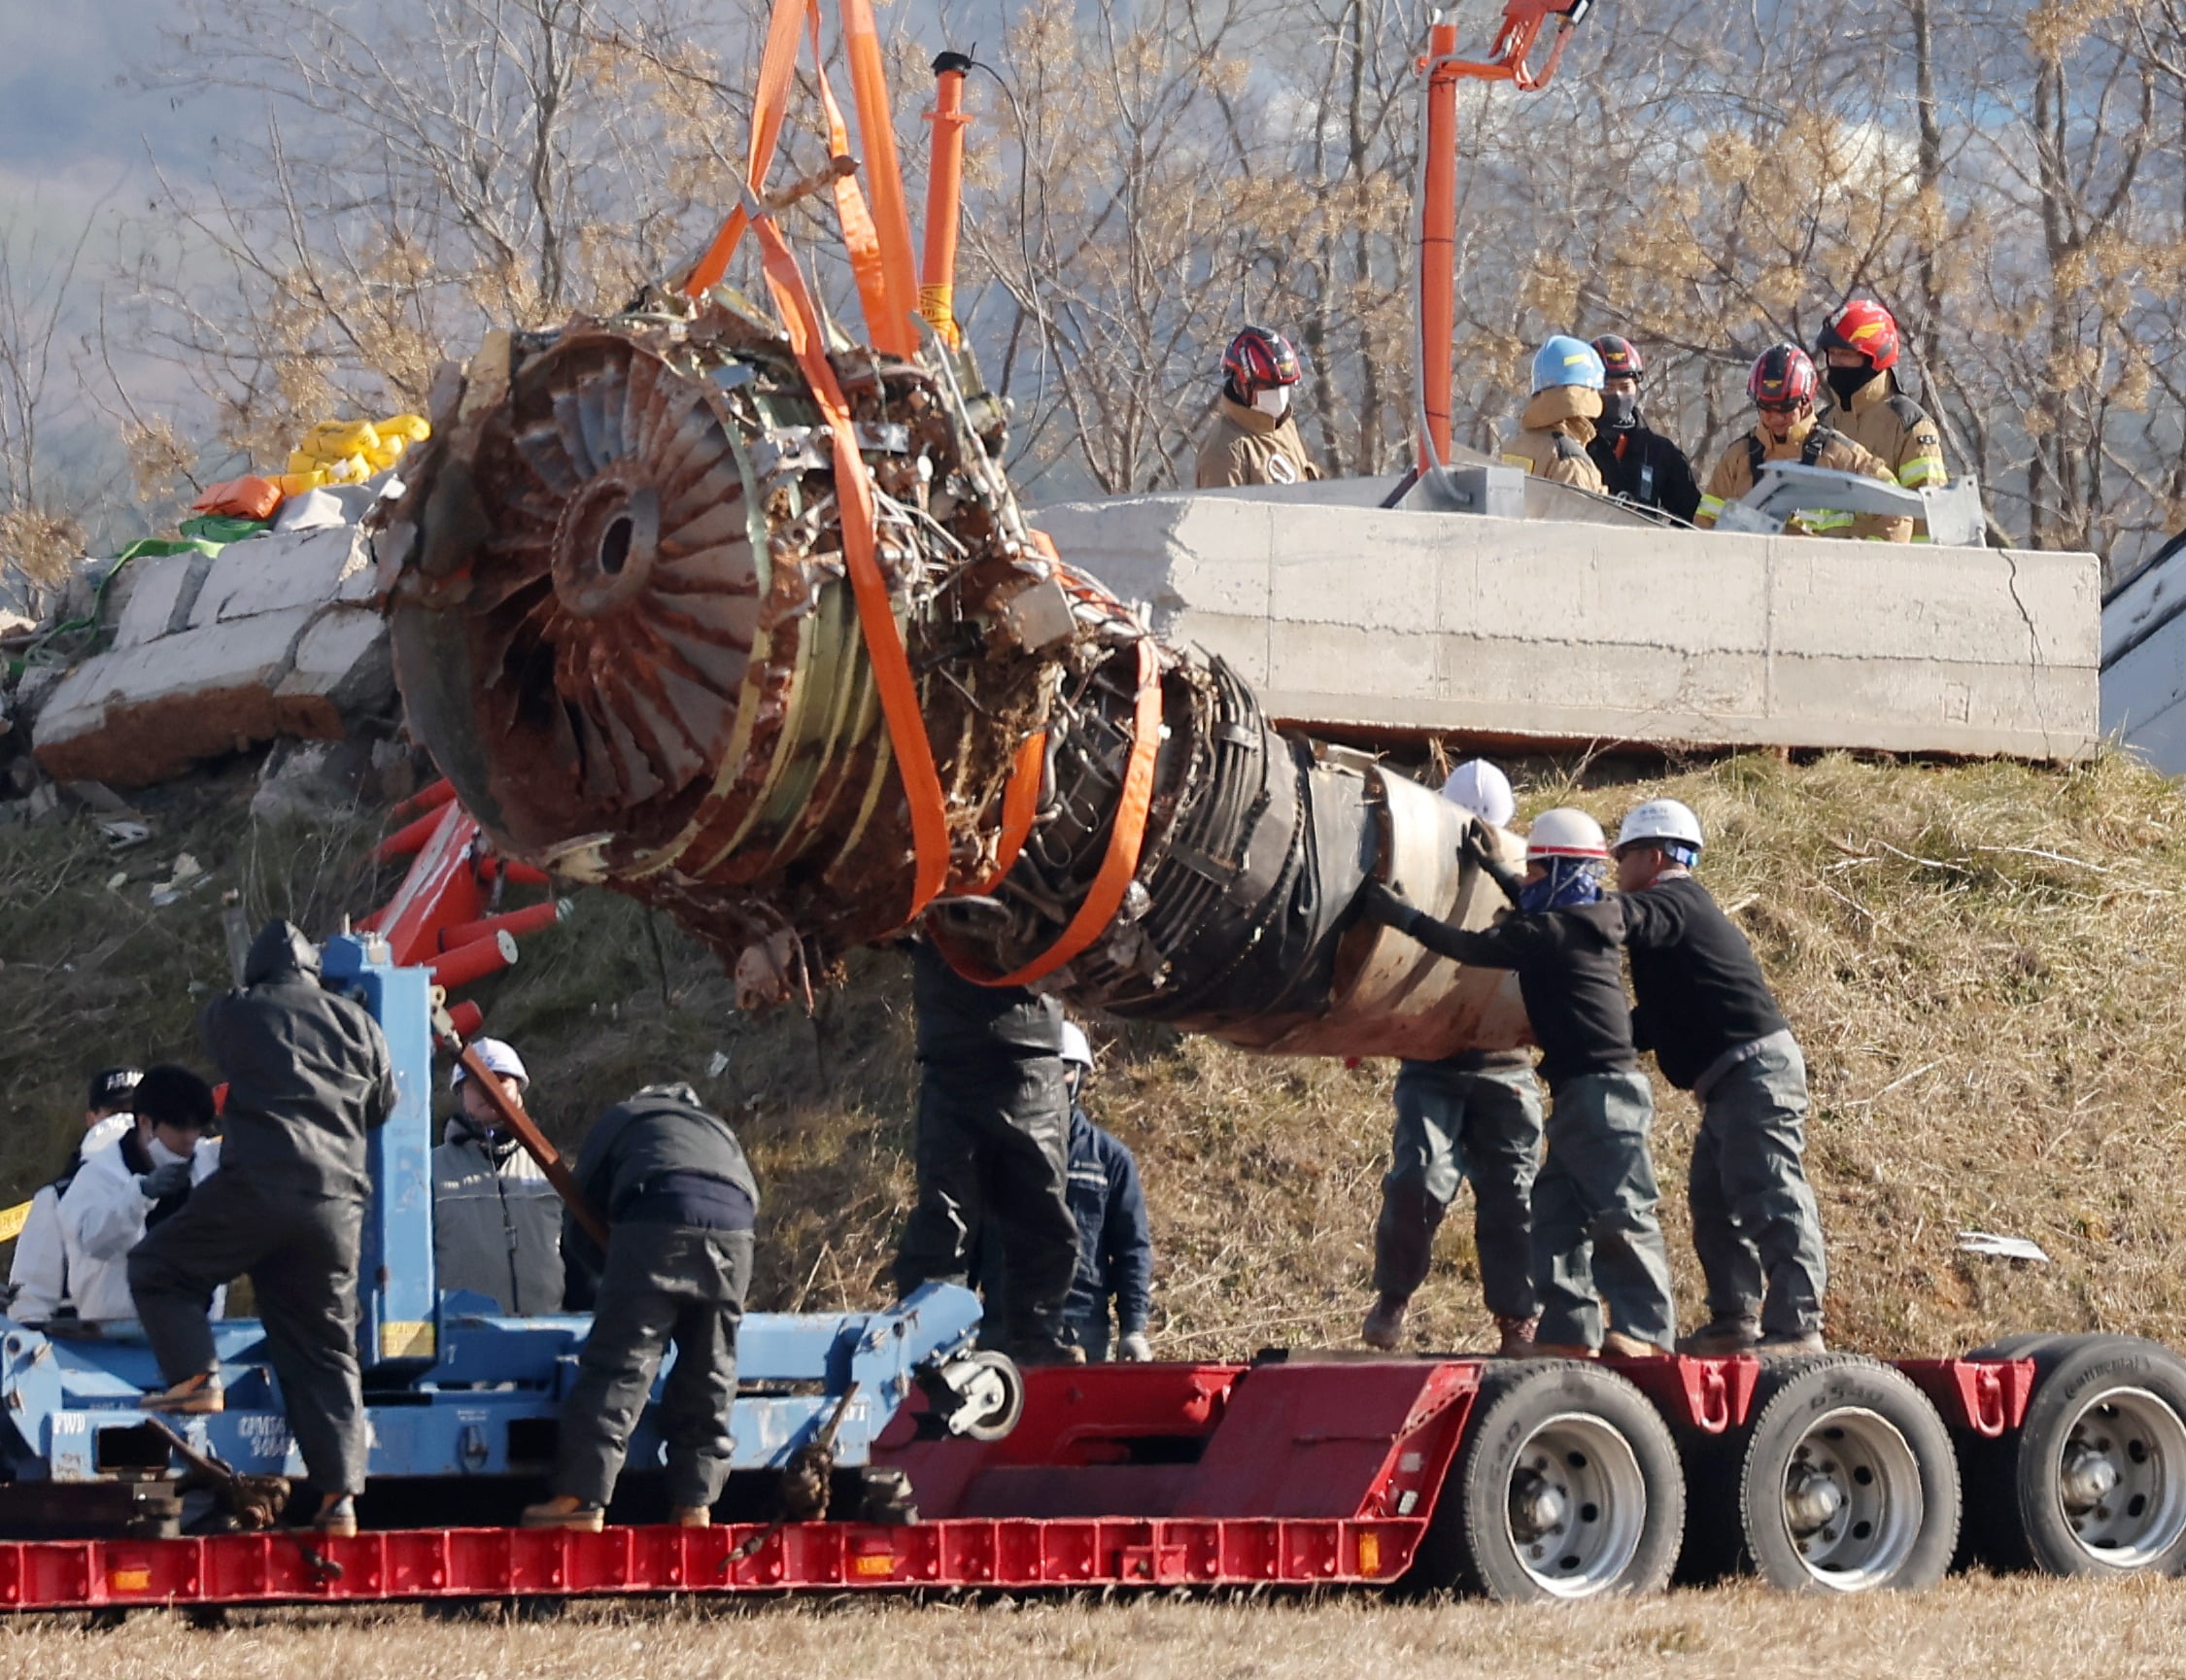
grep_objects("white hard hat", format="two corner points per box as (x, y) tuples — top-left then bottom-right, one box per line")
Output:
(451, 1037), (529, 1090)
(1060, 1022), (1095, 1071)
(1614, 798), (1705, 855)
(1440, 760), (1516, 828)
(1525, 807), (1609, 861)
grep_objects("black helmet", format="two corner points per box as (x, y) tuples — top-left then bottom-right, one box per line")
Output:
(1592, 334), (1645, 381)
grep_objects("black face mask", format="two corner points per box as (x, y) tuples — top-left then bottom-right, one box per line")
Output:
(1826, 365), (1875, 405)
(1598, 391), (1638, 429)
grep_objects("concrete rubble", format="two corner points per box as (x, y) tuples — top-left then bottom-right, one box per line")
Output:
(21, 527), (394, 788)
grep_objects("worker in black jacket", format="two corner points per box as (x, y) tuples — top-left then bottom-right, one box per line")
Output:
(1613, 799), (1826, 1356)
(129, 920), (396, 1537)
(1587, 336), (1701, 523)
(1359, 809), (1676, 1359)
(892, 940), (1080, 1365)
(523, 1082), (759, 1532)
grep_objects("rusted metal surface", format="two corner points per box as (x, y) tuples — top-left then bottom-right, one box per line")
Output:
(380, 298), (1529, 1057)
(381, 300), (1061, 985)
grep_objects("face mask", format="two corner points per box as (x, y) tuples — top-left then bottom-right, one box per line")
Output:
(1826, 365), (1873, 405)
(1599, 391), (1638, 429)
(1252, 386), (1290, 419)
(1518, 858), (1605, 914)
(147, 1136), (191, 1170)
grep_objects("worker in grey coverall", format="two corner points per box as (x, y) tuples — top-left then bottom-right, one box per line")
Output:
(432, 1038), (563, 1315)
(1363, 761), (1545, 1357)
(129, 920), (395, 1537)
(523, 1082), (757, 1531)
(891, 940), (1080, 1366)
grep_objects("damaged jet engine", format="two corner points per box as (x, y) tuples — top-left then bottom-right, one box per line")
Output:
(378, 298), (1526, 1058)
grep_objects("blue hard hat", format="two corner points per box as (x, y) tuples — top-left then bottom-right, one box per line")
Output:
(1532, 335), (1606, 394)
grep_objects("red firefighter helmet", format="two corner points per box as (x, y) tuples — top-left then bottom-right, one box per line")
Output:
(1221, 326), (1301, 398)
(1816, 299), (1901, 371)
(1592, 334), (1645, 381)
(1747, 344), (1818, 409)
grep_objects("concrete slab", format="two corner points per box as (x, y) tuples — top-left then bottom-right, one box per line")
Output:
(111, 552), (214, 649)
(1033, 488), (2101, 762)
(274, 608), (393, 736)
(33, 609), (316, 785)
(188, 527), (368, 627)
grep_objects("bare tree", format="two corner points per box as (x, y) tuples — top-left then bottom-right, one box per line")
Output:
(0, 213), (100, 596)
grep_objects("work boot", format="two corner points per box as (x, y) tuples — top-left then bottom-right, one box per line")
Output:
(669, 1506), (712, 1528)
(1675, 1319), (1760, 1356)
(1600, 1332), (1670, 1360)
(521, 1495), (605, 1532)
(308, 1493), (358, 1538)
(141, 1373), (223, 1414)
(1755, 1329), (1827, 1357)
(1523, 1343), (1600, 1360)
(1361, 1294), (1409, 1353)
(1492, 1315), (1538, 1357)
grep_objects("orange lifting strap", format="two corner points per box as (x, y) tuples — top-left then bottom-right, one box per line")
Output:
(752, 217), (955, 919)
(966, 730), (1047, 897)
(687, 0), (1165, 962)
(681, 0), (920, 361)
(939, 639), (1163, 989)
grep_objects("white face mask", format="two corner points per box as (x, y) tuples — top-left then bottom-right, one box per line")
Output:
(147, 1135), (192, 1170)
(1252, 386), (1291, 419)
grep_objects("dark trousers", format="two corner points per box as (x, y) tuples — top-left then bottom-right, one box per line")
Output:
(1373, 1060), (1544, 1320)
(1690, 1040), (1827, 1336)
(1530, 1071), (1676, 1350)
(893, 1057), (1076, 1344)
(127, 1173), (367, 1497)
(556, 1222), (752, 1511)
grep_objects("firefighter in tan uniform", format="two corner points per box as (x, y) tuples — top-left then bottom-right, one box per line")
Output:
(1816, 299), (1949, 538)
(1694, 346), (1910, 542)
(1501, 336), (1608, 493)
(1194, 326), (1320, 489)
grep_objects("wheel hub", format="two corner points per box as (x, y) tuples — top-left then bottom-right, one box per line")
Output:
(1500, 1412), (1648, 1599)
(2061, 1444), (2122, 1512)
(1509, 1469), (1569, 1543)
(1784, 1463), (1848, 1533)
(2057, 1387), (2186, 1565)
(1778, 1407), (1922, 1590)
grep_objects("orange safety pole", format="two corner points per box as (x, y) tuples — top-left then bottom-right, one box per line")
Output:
(920, 51), (974, 349)
(1417, 18), (1460, 474)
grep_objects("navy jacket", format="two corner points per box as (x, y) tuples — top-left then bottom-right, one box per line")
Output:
(1063, 1110), (1154, 1336)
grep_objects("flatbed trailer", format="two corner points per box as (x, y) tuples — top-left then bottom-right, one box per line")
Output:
(5, 1335), (2182, 1614)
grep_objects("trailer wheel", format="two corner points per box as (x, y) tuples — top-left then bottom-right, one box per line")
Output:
(953, 1351), (1025, 1443)
(1413, 1361), (1684, 1602)
(1979, 1336), (2186, 1577)
(1735, 1355), (1959, 1594)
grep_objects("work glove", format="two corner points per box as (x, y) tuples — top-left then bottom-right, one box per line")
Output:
(1118, 1331), (1154, 1362)
(137, 1159), (193, 1200)
(1354, 878), (1418, 934)
(1457, 816), (1495, 864)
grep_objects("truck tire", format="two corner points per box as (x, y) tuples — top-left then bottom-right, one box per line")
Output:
(1970, 1335), (2186, 1577)
(1409, 1360), (1684, 1602)
(1732, 1355), (1959, 1593)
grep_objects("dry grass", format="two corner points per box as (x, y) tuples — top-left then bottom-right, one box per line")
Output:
(9, 748), (2186, 1360)
(5, 1575), (2186, 1676)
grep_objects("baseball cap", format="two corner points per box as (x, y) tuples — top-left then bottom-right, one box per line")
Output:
(86, 1067), (143, 1114)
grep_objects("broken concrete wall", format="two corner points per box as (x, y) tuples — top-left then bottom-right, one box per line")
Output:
(28, 528), (393, 787)
(1033, 491), (2101, 762)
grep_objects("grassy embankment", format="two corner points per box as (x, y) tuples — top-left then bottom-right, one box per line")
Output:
(5, 748), (2185, 1358)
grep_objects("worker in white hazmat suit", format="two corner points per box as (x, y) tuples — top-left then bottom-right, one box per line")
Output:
(58, 1066), (222, 1324)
